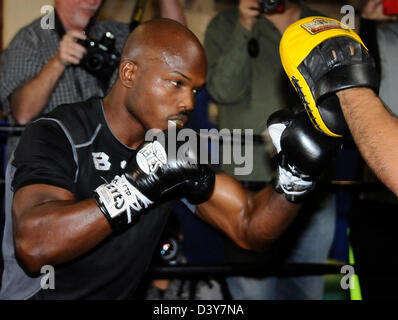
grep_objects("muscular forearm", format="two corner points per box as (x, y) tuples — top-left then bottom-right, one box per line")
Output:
(196, 174), (300, 252)
(14, 197), (111, 274)
(240, 187), (300, 251)
(11, 55), (65, 125)
(338, 88), (398, 195)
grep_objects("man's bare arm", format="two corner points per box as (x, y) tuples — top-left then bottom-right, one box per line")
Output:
(195, 106), (339, 251)
(11, 30), (86, 125)
(338, 88), (398, 196)
(12, 184), (111, 274)
(196, 173), (300, 252)
(11, 57), (65, 125)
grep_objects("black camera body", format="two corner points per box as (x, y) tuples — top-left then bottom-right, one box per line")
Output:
(259, 0), (285, 13)
(79, 31), (120, 79)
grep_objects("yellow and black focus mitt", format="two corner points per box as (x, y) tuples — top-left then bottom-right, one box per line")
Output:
(280, 16), (379, 137)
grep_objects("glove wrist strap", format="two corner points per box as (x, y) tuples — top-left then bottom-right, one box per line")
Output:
(94, 174), (153, 232)
(273, 165), (316, 203)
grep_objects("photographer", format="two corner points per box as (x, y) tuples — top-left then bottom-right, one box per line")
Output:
(204, 0), (334, 299)
(0, 0), (186, 164)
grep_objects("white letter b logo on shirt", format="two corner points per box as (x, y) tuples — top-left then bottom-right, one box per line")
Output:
(92, 152), (111, 171)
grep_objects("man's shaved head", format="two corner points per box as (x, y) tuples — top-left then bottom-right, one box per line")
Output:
(105, 18), (207, 140)
(121, 18), (207, 71)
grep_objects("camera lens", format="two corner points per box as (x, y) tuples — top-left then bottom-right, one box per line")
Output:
(260, 0), (283, 13)
(159, 237), (179, 262)
(87, 53), (104, 71)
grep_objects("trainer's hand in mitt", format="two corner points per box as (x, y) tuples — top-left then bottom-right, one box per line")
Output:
(280, 16), (379, 137)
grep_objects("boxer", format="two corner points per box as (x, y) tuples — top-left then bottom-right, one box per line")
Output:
(1, 19), (339, 299)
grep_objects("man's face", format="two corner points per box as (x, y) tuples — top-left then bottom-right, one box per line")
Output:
(127, 45), (207, 132)
(60, 0), (102, 29)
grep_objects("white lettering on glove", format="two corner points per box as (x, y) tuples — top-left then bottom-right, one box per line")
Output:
(268, 123), (287, 153)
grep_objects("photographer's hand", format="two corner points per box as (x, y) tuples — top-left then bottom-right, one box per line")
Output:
(55, 30), (88, 66)
(239, 0), (260, 31)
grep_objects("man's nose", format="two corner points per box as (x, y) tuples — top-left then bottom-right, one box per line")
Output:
(179, 91), (195, 112)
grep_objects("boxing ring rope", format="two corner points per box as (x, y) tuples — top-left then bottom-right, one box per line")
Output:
(0, 123), (25, 134)
(146, 262), (398, 279)
(147, 262), (346, 279)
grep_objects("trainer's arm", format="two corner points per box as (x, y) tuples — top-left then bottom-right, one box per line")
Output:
(338, 88), (398, 196)
(12, 184), (111, 274)
(196, 173), (300, 252)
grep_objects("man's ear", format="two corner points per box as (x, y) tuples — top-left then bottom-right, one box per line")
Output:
(119, 60), (138, 88)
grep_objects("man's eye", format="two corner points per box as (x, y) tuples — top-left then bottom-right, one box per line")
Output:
(171, 80), (183, 87)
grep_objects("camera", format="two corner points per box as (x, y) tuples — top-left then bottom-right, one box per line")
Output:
(259, 0), (285, 13)
(156, 236), (181, 266)
(79, 32), (120, 79)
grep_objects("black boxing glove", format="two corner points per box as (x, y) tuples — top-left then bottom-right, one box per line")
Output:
(94, 128), (215, 231)
(267, 109), (343, 203)
(280, 16), (379, 137)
